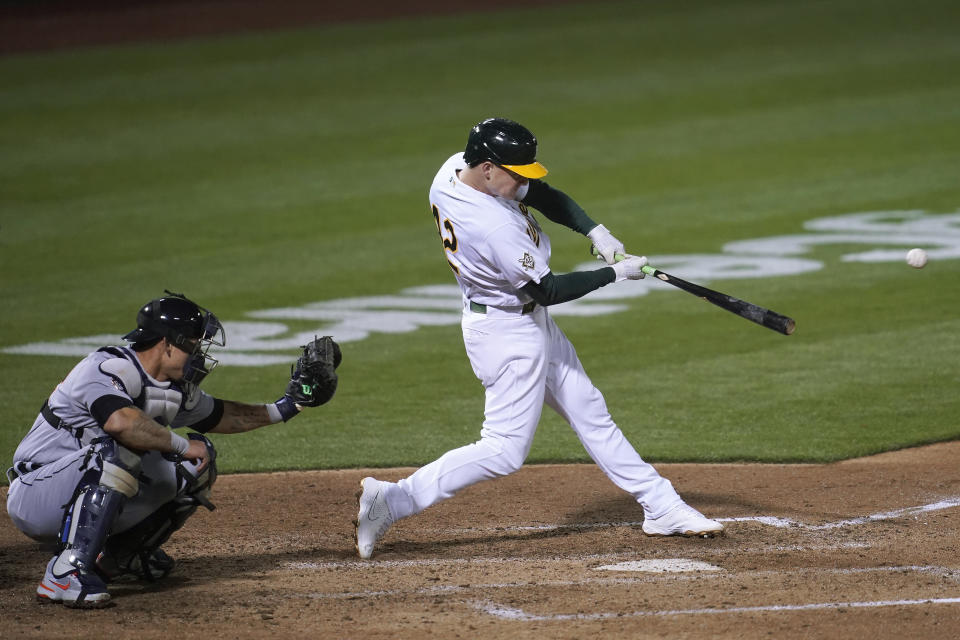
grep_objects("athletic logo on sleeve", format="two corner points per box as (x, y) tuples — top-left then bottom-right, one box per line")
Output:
(518, 253), (536, 270)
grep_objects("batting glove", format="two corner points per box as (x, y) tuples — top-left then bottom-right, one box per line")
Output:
(612, 255), (648, 281)
(587, 224), (626, 265)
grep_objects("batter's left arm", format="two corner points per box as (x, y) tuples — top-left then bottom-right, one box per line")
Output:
(521, 180), (597, 234)
(522, 180), (625, 264)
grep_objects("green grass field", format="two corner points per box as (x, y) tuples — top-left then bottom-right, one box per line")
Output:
(2, 0), (959, 477)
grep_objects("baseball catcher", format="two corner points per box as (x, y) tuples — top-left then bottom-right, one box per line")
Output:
(5, 292), (342, 608)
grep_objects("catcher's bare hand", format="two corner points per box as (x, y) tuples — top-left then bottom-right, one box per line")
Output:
(183, 438), (210, 472)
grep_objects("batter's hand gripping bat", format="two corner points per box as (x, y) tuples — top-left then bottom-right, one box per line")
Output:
(591, 246), (796, 335)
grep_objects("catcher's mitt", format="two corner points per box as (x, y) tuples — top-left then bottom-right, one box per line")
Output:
(284, 335), (341, 407)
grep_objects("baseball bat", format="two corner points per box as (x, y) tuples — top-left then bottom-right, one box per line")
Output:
(591, 246), (796, 335)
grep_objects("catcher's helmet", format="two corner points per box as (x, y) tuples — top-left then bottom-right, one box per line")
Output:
(463, 117), (548, 179)
(123, 291), (225, 386)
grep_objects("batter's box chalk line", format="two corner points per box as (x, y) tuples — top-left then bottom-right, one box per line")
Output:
(284, 541), (866, 573)
(717, 497), (960, 530)
(473, 596), (960, 622)
(297, 565), (960, 601)
(442, 497), (960, 535)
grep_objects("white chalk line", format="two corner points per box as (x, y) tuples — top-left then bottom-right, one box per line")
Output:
(279, 497), (960, 617)
(296, 565), (959, 601)
(719, 497), (960, 530)
(285, 541), (869, 572)
(474, 596), (960, 622)
(281, 497), (957, 574)
(287, 552), (623, 571)
(442, 497), (960, 535)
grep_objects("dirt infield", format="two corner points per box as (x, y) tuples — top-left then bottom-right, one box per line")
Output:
(7, 2), (958, 636)
(3, 442), (960, 639)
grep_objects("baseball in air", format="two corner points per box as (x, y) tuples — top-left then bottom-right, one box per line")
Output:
(905, 248), (928, 269)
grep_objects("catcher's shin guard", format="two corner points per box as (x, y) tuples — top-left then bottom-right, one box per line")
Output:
(61, 485), (127, 572)
(98, 497), (196, 581)
(99, 437), (217, 581)
(57, 440), (142, 573)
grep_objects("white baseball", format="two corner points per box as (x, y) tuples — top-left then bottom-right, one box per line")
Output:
(905, 248), (928, 269)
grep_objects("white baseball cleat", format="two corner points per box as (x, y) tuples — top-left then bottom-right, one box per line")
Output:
(355, 477), (395, 559)
(642, 503), (724, 538)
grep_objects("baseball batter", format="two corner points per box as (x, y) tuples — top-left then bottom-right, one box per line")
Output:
(6, 292), (341, 608)
(355, 118), (722, 559)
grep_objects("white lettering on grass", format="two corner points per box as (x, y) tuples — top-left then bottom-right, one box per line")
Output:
(4, 209), (958, 366)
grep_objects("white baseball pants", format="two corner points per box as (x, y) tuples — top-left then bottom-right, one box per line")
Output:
(388, 304), (683, 520)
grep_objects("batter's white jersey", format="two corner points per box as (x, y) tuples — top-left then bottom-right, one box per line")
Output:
(375, 152), (686, 524)
(429, 153), (551, 308)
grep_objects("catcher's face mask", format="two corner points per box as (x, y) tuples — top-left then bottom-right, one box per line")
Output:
(180, 311), (225, 388)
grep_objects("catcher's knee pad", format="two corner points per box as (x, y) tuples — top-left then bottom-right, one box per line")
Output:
(98, 439), (143, 498)
(171, 432), (217, 510)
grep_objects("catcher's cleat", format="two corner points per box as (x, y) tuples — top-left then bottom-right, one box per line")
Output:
(96, 548), (175, 583)
(37, 556), (111, 609)
(641, 503), (725, 538)
(355, 477), (395, 559)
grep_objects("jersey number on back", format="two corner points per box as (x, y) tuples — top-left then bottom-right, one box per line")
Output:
(431, 204), (460, 274)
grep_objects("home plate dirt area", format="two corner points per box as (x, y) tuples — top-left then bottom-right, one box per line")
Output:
(3, 442), (960, 639)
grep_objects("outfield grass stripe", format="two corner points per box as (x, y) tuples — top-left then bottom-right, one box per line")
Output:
(1, 0), (958, 470)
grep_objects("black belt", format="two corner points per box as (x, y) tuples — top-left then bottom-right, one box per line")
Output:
(41, 400), (67, 429)
(469, 300), (537, 315)
(41, 400), (85, 440)
(9, 401), (88, 482)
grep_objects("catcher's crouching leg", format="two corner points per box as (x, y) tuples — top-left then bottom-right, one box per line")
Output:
(97, 434), (217, 582)
(39, 439), (141, 607)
